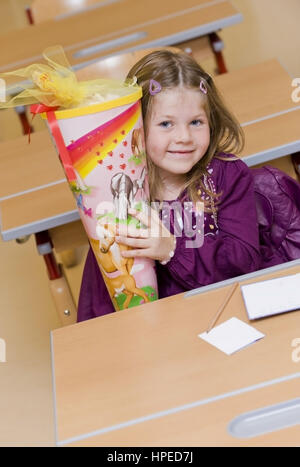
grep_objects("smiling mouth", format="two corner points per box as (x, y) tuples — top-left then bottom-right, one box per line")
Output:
(167, 150), (194, 155)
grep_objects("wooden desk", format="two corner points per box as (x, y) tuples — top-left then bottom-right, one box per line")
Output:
(31, 0), (120, 23)
(51, 260), (300, 446)
(215, 59), (300, 164)
(0, 130), (64, 199)
(0, 0), (242, 73)
(0, 130), (77, 241)
(60, 378), (300, 447)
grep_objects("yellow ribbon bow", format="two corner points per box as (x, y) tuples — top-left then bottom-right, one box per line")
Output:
(0, 45), (138, 109)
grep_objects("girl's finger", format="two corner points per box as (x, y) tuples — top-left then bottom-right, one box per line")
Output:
(116, 236), (149, 248)
(128, 207), (160, 229)
(117, 224), (149, 238)
(128, 208), (149, 227)
(122, 248), (151, 258)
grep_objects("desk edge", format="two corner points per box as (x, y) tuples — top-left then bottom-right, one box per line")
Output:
(0, 210), (80, 241)
(184, 259), (300, 298)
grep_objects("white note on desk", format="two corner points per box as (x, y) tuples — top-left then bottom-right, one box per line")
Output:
(198, 317), (265, 355)
(241, 273), (300, 320)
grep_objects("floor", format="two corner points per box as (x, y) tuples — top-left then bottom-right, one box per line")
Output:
(0, 0), (299, 447)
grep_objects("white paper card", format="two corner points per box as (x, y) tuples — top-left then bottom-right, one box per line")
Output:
(198, 317), (265, 355)
(241, 273), (300, 320)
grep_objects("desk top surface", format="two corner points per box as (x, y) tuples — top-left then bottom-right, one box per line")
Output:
(1, 59), (300, 240)
(0, 0), (241, 73)
(51, 262), (300, 445)
(31, 0), (120, 24)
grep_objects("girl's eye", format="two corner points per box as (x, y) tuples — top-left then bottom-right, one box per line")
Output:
(191, 119), (203, 126)
(159, 121), (171, 128)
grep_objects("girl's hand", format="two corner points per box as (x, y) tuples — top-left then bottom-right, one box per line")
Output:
(115, 207), (176, 263)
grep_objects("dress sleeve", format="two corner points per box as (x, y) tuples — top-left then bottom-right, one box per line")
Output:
(164, 159), (261, 289)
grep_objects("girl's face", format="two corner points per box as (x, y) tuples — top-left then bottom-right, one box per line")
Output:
(145, 86), (210, 182)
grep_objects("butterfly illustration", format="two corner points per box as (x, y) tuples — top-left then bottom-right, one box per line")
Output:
(76, 194), (84, 210)
(83, 206), (93, 218)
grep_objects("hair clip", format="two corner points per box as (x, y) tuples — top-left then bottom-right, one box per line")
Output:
(199, 79), (207, 95)
(149, 79), (162, 96)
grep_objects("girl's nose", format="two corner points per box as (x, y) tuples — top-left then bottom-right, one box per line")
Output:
(175, 125), (191, 143)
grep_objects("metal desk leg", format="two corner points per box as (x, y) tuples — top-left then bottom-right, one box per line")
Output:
(35, 231), (77, 326)
(208, 32), (228, 74)
(15, 106), (33, 136)
(25, 6), (34, 25)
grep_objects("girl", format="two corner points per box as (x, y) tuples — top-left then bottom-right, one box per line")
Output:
(77, 49), (261, 322)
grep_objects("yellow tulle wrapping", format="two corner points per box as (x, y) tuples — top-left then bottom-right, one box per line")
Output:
(0, 45), (138, 109)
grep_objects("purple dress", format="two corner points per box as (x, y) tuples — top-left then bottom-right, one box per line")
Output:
(77, 156), (261, 322)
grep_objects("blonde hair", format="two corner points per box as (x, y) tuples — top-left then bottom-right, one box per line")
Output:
(126, 49), (244, 207)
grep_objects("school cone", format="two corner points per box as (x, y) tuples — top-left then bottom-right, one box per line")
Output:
(34, 89), (158, 312)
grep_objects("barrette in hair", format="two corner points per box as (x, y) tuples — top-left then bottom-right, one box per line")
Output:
(149, 79), (162, 96)
(199, 79), (207, 95)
